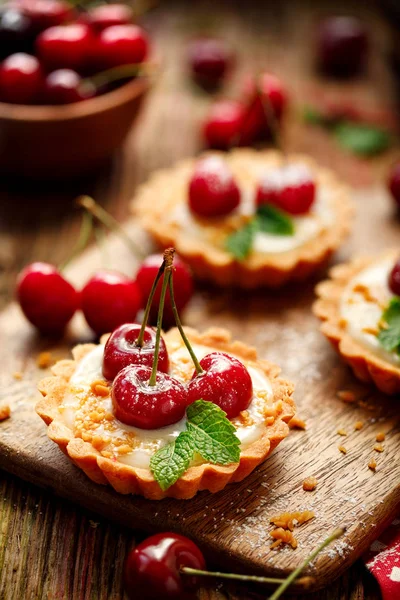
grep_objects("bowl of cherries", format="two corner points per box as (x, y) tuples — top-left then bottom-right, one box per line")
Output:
(0, 0), (153, 178)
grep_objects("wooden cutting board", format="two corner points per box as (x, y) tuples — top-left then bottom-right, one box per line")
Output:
(0, 187), (399, 593)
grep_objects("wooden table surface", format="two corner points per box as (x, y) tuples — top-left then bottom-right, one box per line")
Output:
(0, 0), (396, 598)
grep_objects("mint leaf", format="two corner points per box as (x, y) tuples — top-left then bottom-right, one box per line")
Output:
(186, 400), (240, 464)
(225, 220), (257, 260)
(257, 204), (294, 236)
(334, 122), (391, 156)
(378, 297), (400, 354)
(150, 431), (195, 491)
(303, 106), (327, 126)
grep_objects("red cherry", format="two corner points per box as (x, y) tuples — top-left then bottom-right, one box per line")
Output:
(187, 37), (232, 90)
(16, 262), (78, 334)
(188, 156), (241, 218)
(136, 254), (193, 326)
(316, 16), (369, 78)
(124, 532), (205, 600)
(36, 23), (94, 72)
(102, 323), (169, 380)
(0, 7), (35, 59)
(203, 100), (245, 150)
(112, 366), (188, 429)
(96, 24), (149, 70)
(18, 0), (75, 31)
(241, 73), (287, 144)
(389, 163), (400, 209)
(82, 3), (134, 32)
(81, 271), (142, 336)
(389, 259), (400, 296)
(0, 52), (43, 104)
(256, 165), (316, 215)
(188, 352), (253, 419)
(43, 68), (95, 104)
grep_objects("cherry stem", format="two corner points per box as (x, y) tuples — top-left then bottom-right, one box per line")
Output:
(77, 195), (145, 259)
(180, 567), (314, 587)
(256, 74), (283, 155)
(83, 62), (156, 91)
(58, 211), (93, 271)
(136, 258), (166, 348)
(148, 248), (175, 386)
(168, 272), (203, 374)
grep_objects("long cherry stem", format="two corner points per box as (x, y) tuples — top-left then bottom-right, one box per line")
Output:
(148, 249), (174, 386)
(181, 568), (313, 587)
(256, 74), (284, 155)
(58, 211), (93, 271)
(136, 258), (166, 347)
(83, 62), (156, 91)
(168, 272), (203, 374)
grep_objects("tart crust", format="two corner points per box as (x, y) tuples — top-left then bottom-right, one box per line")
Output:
(313, 250), (400, 394)
(36, 327), (295, 500)
(132, 149), (353, 288)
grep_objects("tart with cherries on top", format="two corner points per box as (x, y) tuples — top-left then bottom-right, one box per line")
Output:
(314, 249), (400, 394)
(133, 149), (353, 288)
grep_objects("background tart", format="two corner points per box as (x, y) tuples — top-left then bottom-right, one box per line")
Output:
(36, 327), (295, 500)
(314, 249), (400, 394)
(132, 149), (353, 288)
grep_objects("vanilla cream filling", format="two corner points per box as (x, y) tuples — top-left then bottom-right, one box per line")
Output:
(340, 257), (400, 366)
(63, 343), (275, 469)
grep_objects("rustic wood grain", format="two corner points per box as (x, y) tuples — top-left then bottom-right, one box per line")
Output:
(0, 0), (398, 598)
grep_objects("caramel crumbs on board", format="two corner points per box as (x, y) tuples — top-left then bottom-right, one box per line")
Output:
(0, 403), (11, 421)
(270, 528), (298, 549)
(337, 429), (347, 436)
(90, 380), (110, 397)
(303, 477), (318, 491)
(354, 421), (364, 431)
(288, 415), (306, 430)
(238, 410), (254, 427)
(37, 351), (53, 369)
(376, 432), (385, 443)
(374, 444), (384, 453)
(270, 511), (315, 531)
(337, 390), (356, 403)
(338, 445), (347, 454)
(368, 459), (377, 471)
(13, 371), (23, 380)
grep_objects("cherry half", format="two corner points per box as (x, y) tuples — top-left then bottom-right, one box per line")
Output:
(17, 262), (78, 335)
(0, 52), (43, 104)
(256, 164), (316, 215)
(188, 156), (241, 218)
(124, 533), (205, 600)
(187, 37), (232, 91)
(203, 99), (245, 150)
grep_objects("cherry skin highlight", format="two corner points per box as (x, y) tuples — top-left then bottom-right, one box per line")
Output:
(102, 323), (169, 380)
(112, 365), (188, 429)
(17, 262), (78, 335)
(188, 156), (241, 218)
(0, 52), (43, 104)
(188, 352), (253, 419)
(81, 271), (142, 336)
(203, 99), (245, 150)
(124, 532), (206, 600)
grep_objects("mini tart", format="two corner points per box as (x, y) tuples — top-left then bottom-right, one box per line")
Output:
(36, 327), (295, 500)
(132, 149), (353, 288)
(314, 249), (400, 394)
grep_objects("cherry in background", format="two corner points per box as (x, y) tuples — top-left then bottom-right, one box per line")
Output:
(43, 68), (95, 104)
(316, 16), (369, 78)
(389, 162), (400, 211)
(96, 24), (149, 70)
(81, 3), (134, 32)
(0, 52), (43, 104)
(203, 99), (245, 150)
(187, 37), (233, 91)
(188, 156), (241, 218)
(36, 23), (94, 72)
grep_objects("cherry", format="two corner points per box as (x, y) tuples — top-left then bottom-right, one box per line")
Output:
(203, 99), (245, 150)
(36, 23), (94, 72)
(136, 254), (193, 326)
(16, 262), (78, 335)
(187, 37), (232, 90)
(102, 323), (169, 380)
(389, 259), (400, 296)
(82, 3), (134, 32)
(187, 352), (253, 419)
(256, 165), (316, 215)
(81, 271), (142, 336)
(188, 156), (241, 218)
(124, 533), (205, 600)
(18, 0), (75, 31)
(43, 68), (95, 104)
(0, 52), (43, 104)
(96, 24), (149, 70)
(389, 162), (400, 210)
(0, 7), (35, 59)
(316, 16), (369, 78)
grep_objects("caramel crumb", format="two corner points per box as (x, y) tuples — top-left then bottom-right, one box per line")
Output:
(13, 371), (23, 380)
(362, 326), (379, 336)
(338, 445), (347, 454)
(37, 351), (53, 369)
(270, 511), (314, 531)
(338, 317), (348, 328)
(303, 477), (318, 491)
(288, 415), (306, 430)
(265, 416), (275, 426)
(337, 429), (347, 436)
(354, 421), (364, 431)
(337, 390), (356, 403)
(270, 528), (298, 549)
(374, 444), (384, 453)
(90, 380), (110, 397)
(368, 459), (377, 471)
(0, 403), (11, 421)
(238, 410), (254, 427)
(376, 432), (385, 443)
(353, 283), (379, 304)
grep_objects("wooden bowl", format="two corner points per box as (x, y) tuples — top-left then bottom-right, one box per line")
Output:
(0, 76), (151, 179)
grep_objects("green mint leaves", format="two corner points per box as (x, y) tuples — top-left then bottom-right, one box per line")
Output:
(378, 297), (400, 354)
(225, 204), (294, 261)
(334, 122), (391, 157)
(150, 400), (240, 491)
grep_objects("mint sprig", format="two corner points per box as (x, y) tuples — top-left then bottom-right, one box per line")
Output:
(225, 204), (294, 260)
(378, 297), (400, 354)
(150, 400), (240, 490)
(334, 122), (391, 156)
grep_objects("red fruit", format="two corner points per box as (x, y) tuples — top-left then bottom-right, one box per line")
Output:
(136, 254), (193, 326)
(256, 165), (316, 215)
(18, 0), (74, 31)
(188, 352), (253, 419)
(81, 271), (142, 336)
(0, 52), (43, 104)
(102, 323), (169, 381)
(96, 24), (149, 70)
(316, 16), (369, 78)
(124, 532), (205, 600)
(36, 23), (94, 72)
(16, 262), (78, 334)
(43, 68), (95, 104)
(82, 3), (134, 32)
(389, 163), (400, 209)
(389, 259), (400, 296)
(0, 7), (35, 59)
(187, 37), (232, 90)
(203, 100), (245, 150)
(241, 72), (287, 144)
(188, 156), (241, 218)
(112, 366), (188, 429)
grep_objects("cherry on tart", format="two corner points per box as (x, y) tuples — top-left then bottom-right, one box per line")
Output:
(188, 156), (241, 218)
(0, 52), (43, 104)
(36, 23), (94, 72)
(256, 165), (316, 215)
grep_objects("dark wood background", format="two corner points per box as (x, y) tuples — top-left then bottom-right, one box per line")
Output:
(0, 0), (397, 597)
